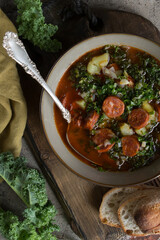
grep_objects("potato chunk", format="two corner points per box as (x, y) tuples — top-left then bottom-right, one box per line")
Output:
(87, 53), (109, 75)
(142, 101), (154, 113)
(135, 127), (147, 136)
(120, 123), (134, 136)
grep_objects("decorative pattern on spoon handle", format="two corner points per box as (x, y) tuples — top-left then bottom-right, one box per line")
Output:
(3, 31), (71, 123)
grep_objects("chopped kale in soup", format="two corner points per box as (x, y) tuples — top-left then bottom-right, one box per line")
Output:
(54, 45), (160, 171)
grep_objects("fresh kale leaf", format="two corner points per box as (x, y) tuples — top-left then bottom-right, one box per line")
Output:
(0, 202), (59, 240)
(15, 0), (61, 52)
(23, 201), (57, 228)
(0, 152), (48, 207)
(0, 209), (20, 240)
(0, 152), (59, 240)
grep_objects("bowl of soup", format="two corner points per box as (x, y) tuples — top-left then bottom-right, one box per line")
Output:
(40, 34), (160, 186)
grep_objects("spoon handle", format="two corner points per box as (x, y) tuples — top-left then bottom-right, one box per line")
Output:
(3, 31), (71, 123)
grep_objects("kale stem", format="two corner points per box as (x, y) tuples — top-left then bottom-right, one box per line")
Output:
(0, 176), (30, 208)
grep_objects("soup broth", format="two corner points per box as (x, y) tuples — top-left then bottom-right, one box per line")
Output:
(54, 45), (160, 171)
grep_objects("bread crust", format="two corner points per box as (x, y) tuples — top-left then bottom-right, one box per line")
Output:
(134, 194), (160, 232)
(118, 188), (160, 237)
(99, 188), (122, 228)
(99, 186), (160, 237)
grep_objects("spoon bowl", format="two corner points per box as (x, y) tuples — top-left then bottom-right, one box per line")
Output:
(66, 122), (102, 166)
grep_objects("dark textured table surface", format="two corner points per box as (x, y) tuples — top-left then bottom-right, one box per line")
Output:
(0, 1), (160, 240)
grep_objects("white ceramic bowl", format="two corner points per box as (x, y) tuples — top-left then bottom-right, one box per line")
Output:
(40, 34), (160, 186)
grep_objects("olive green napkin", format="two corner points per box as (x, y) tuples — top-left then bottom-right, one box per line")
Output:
(0, 9), (27, 157)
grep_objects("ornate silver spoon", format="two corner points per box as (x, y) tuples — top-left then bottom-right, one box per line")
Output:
(3, 31), (71, 123)
(3, 31), (102, 166)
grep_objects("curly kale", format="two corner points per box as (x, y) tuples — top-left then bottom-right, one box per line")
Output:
(23, 201), (57, 228)
(0, 152), (48, 207)
(0, 203), (59, 240)
(0, 152), (59, 240)
(0, 209), (20, 240)
(15, 0), (61, 52)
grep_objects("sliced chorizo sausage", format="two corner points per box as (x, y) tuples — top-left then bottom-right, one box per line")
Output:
(84, 111), (99, 130)
(92, 128), (115, 153)
(128, 108), (149, 129)
(122, 136), (140, 157)
(102, 96), (125, 118)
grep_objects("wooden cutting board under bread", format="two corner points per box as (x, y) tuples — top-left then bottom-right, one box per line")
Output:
(2, 1), (160, 239)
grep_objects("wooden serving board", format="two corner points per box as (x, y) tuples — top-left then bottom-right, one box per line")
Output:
(3, 2), (160, 239)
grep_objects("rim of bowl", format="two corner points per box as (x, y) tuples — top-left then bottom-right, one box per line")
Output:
(40, 33), (160, 187)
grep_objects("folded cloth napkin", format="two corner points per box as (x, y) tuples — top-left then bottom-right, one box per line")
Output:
(0, 9), (27, 157)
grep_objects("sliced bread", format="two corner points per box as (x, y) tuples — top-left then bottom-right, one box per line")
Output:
(118, 195), (148, 236)
(99, 186), (142, 227)
(118, 188), (160, 236)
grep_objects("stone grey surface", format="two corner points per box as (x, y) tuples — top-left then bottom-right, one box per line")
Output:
(0, 1), (160, 240)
